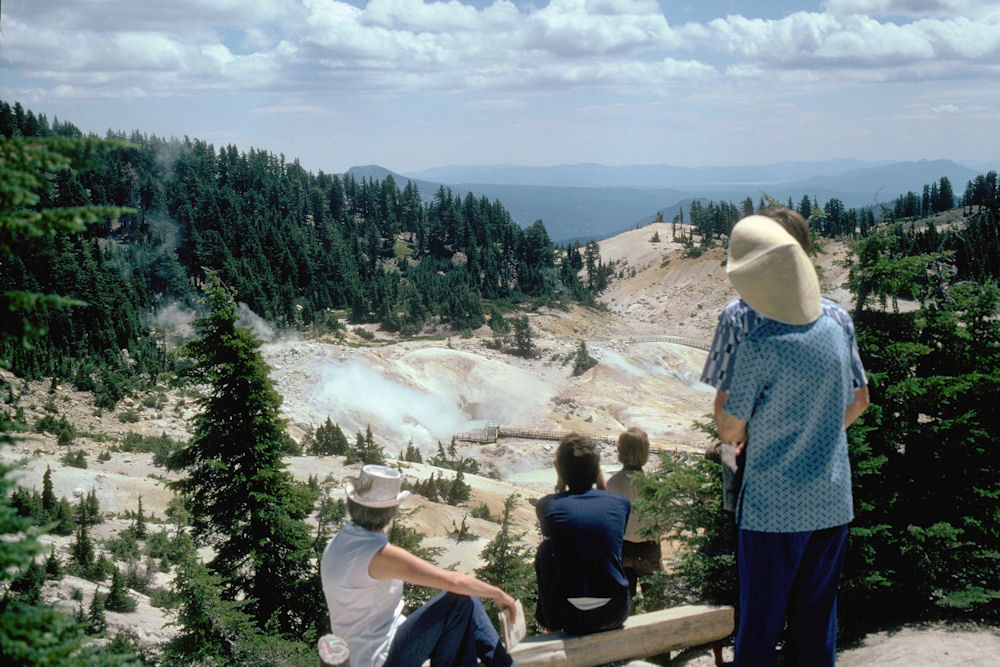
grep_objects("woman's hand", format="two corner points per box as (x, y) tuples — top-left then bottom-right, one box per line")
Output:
(496, 591), (517, 622)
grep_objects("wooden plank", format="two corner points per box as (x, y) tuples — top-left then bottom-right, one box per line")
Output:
(509, 605), (733, 667)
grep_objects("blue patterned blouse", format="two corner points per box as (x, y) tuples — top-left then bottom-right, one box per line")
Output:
(701, 298), (867, 393)
(723, 315), (855, 532)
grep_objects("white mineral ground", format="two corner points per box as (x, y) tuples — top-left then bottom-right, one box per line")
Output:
(3, 222), (992, 663)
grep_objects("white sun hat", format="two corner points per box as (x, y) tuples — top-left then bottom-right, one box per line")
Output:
(344, 464), (411, 508)
(726, 215), (822, 326)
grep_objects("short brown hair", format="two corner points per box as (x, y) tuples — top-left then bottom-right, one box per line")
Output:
(556, 432), (600, 492)
(757, 207), (811, 254)
(347, 499), (398, 532)
(617, 427), (649, 468)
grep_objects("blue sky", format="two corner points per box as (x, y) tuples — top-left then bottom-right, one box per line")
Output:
(1, 0), (998, 174)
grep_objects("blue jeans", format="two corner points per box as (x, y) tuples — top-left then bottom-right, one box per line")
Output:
(534, 541), (630, 635)
(383, 591), (513, 667)
(734, 524), (849, 667)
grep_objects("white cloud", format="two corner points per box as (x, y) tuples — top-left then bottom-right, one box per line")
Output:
(2, 0), (999, 107)
(824, 0), (1000, 19)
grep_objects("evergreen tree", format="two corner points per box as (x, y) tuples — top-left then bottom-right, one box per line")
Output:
(45, 547), (64, 580)
(167, 277), (315, 635)
(571, 340), (598, 376)
(41, 465), (56, 517)
(475, 494), (538, 632)
(70, 517), (95, 575)
(87, 590), (108, 635)
(105, 567), (137, 613)
(163, 535), (311, 665)
(130, 495), (147, 539)
(510, 315), (536, 359)
(0, 135), (129, 663)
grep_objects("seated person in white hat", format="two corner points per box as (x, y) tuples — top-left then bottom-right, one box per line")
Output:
(321, 464), (516, 667)
(715, 214), (868, 667)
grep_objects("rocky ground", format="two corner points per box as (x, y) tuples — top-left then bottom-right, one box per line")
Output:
(4, 222), (994, 663)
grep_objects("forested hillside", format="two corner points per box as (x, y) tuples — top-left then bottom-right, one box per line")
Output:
(0, 101), (610, 407)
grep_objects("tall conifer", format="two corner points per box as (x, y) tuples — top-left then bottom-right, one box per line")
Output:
(168, 277), (314, 634)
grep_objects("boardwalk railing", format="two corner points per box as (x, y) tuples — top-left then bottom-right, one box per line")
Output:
(454, 427), (616, 445)
(623, 335), (711, 351)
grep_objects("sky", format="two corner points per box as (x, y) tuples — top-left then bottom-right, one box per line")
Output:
(1, 0), (998, 175)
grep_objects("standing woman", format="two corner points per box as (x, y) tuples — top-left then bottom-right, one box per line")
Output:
(321, 465), (517, 667)
(716, 215), (868, 666)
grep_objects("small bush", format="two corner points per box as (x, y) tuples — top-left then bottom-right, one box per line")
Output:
(117, 409), (140, 424)
(471, 503), (493, 521)
(60, 450), (87, 469)
(148, 586), (179, 609)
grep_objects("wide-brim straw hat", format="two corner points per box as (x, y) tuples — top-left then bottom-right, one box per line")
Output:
(344, 464), (411, 508)
(726, 215), (821, 325)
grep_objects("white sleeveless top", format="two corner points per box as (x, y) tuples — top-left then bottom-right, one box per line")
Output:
(320, 522), (406, 667)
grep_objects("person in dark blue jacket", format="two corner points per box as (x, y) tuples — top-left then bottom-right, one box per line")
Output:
(534, 432), (631, 635)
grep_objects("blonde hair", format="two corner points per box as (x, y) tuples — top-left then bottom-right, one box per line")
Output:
(617, 427), (649, 468)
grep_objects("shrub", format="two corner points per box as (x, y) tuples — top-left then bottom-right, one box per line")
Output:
(117, 409), (140, 424)
(60, 450), (87, 469)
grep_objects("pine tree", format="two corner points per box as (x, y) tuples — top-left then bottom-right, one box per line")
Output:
(475, 494), (538, 632)
(70, 518), (95, 575)
(45, 548), (64, 580)
(510, 315), (536, 359)
(87, 589), (108, 635)
(571, 340), (598, 376)
(41, 465), (56, 517)
(167, 277), (315, 635)
(0, 136), (128, 664)
(105, 567), (137, 613)
(131, 495), (147, 539)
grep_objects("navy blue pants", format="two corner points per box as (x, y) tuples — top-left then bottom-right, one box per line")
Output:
(383, 591), (512, 667)
(734, 524), (849, 667)
(534, 541), (630, 635)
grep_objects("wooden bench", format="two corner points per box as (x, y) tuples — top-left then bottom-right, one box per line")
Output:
(509, 604), (734, 666)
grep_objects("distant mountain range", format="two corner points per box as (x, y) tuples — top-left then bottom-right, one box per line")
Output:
(348, 159), (988, 244)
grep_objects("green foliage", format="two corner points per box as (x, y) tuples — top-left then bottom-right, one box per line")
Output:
(105, 567), (138, 613)
(87, 591), (108, 636)
(632, 451), (737, 610)
(509, 315), (536, 358)
(387, 511), (445, 613)
(450, 515), (477, 542)
(429, 438), (480, 474)
(403, 470), (472, 506)
(35, 413), (75, 440)
(162, 532), (315, 666)
(571, 340), (598, 376)
(105, 529), (142, 563)
(475, 494), (540, 634)
(117, 409), (140, 424)
(119, 431), (183, 467)
(345, 424), (385, 464)
(167, 278), (316, 635)
(60, 449), (88, 469)
(306, 417), (349, 456)
(471, 502), (493, 521)
(401, 440), (423, 462)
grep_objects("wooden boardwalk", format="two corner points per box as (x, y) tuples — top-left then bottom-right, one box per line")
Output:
(454, 426), (617, 445)
(623, 335), (711, 351)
